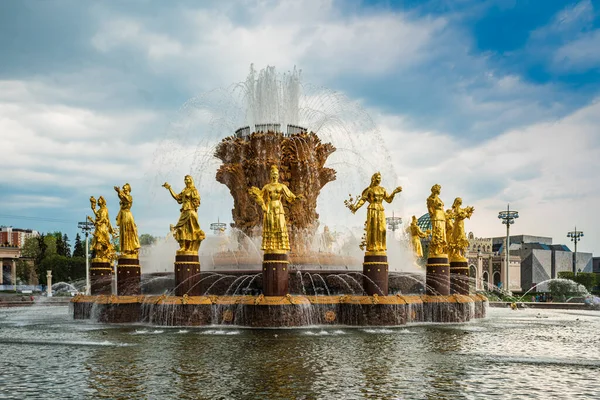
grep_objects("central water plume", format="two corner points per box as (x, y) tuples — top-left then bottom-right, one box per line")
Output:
(149, 64), (402, 266)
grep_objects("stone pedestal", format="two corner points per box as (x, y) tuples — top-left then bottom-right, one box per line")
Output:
(363, 254), (388, 296)
(117, 257), (141, 296)
(450, 260), (470, 295)
(90, 261), (113, 295)
(262, 253), (289, 296)
(426, 256), (450, 296)
(174, 254), (201, 296)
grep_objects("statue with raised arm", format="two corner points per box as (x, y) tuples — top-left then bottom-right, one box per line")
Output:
(450, 197), (474, 262)
(162, 175), (206, 254)
(407, 215), (430, 258)
(346, 172), (402, 254)
(88, 196), (116, 262)
(248, 165), (303, 253)
(114, 183), (140, 258)
(426, 184), (447, 257)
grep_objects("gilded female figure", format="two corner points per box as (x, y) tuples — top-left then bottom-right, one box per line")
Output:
(450, 197), (474, 261)
(407, 215), (430, 258)
(426, 184), (446, 257)
(248, 165), (303, 253)
(445, 208), (455, 258)
(88, 196), (116, 262)
(114, 183), (140, 257)
(162, 175), (205, 254)
(349, 172), (402, 254)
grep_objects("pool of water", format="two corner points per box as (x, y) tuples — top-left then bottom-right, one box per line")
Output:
(0, 305), (598, 399)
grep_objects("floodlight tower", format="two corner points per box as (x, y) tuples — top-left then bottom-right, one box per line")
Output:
(567, 227), (584, 275)
(78, 220), (93, 295)
(386, 212), (402, 232)
(498, 204), (518, 294)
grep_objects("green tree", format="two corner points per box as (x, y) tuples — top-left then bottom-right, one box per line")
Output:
(139, 233), (156, 246)
(16, 259), (37, 285)
(44, 234), (57, 257)
(21, 237), (40, 259)
(62, 233), (71, 257)
(557, 271), (596, 292)
(37, 255), (86, 285)
(73, 233), (85, 258)
(548, 280), (576, 302)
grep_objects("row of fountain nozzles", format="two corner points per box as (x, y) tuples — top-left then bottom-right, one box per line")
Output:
(234, 124), (308, 138)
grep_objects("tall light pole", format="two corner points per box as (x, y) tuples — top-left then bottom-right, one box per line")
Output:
(498, 204), (518, 294)
(78, 220), (93, 295)
(567, 227), (584, 275)
(386, 211), (402, 232)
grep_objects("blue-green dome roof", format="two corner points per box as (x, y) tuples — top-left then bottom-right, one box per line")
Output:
(417, 213), (431, 232)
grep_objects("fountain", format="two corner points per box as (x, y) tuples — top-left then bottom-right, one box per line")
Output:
(71, 66), (487, 326)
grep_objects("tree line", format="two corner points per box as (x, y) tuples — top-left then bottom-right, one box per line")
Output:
(18, 232), (158, 286)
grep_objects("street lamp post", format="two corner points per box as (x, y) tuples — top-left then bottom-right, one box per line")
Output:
(210, 220), (227, 235)
(386, 211), (402, 232)
(78, 220), (93, 295)
(498, 204), (518, 294)
(567, 227), (584, 275)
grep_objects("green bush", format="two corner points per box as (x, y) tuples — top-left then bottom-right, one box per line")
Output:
(558, 271), (596, 292)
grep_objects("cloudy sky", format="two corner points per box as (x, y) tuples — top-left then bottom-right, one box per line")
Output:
(1, 0), (599, 256)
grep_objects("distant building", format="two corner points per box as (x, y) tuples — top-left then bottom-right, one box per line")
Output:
(415, 214), (594, 294)
(490, 235), (593, 292)
(0, 226), (39, 248)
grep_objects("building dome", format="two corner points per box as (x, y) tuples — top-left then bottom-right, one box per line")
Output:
(417, 213), (431, 232)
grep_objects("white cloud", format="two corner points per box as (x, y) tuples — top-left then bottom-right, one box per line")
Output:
(0, 80), (160, 189)
(373, 98), (600, 254)
(90, 0), (446, 86)
(554, 29), (600, 71)
(3, 195), (67, 209)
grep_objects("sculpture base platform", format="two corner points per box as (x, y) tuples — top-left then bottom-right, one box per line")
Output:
(426, 256), (450, 296)
(72, 294), (488, 327)
(175, 254), (201, 296)
(450, 260), (470, 295)
(363, 254), (388, 295)
(117, 257), (141, 296)
(90, 261), (113, 295)
(262, 253), (289, 296)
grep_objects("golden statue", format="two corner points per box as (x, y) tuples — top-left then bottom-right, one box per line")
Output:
(88, 196), (116, 262)
(426, 184), (446, 257)
(407, 215), (430, 258)
(163, 175), (206, 254)
(346, 172), (402, 254)
(248, 165), (303, 253)
(449, 197), (474, 262)
(114, 183), (140, 258)
(445, 208), (455, 259)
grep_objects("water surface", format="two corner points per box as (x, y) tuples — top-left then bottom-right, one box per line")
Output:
(0, 305), (598, 399)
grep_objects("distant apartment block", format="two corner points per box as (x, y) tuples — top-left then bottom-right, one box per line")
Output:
(0, 226), (39, 248)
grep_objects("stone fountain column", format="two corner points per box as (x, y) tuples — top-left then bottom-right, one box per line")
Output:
(363, 252), (388, 296)
(90, 259), (113, 295)
(426, 256), (450, 296)
(174, 253), (201, 296)
(262, 252), (289, 296)
(117, 256), (141, 295)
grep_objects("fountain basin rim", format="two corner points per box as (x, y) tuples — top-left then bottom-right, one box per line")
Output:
(72, 294), (487, 306)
